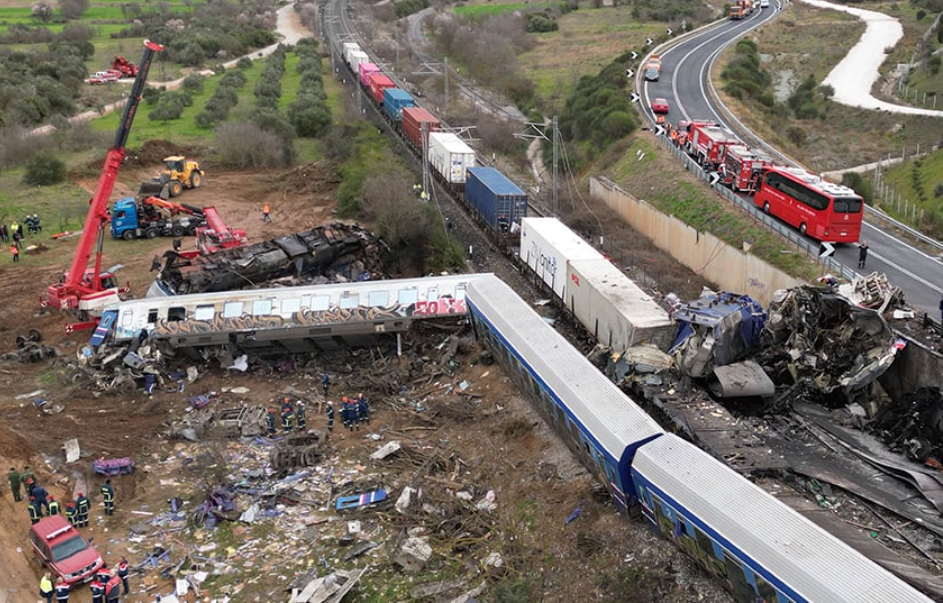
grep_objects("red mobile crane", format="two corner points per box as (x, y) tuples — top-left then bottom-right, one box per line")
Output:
(43, 40), (164, 321)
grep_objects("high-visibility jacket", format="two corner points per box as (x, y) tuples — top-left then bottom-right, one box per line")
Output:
(76, 496), (89, 515)
(65, 505), (77, 525)
(48, 500), (61, 515)
(101, 484), (114, 503)
(39, 575), (53, 596)
(28, 502), (41, 522)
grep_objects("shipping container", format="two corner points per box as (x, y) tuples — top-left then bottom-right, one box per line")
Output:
(367, 73), (395, 105)
(428, 132), (476, 186)
(358, 62), (380, 87)
(465, 167), (528, 233)
(565, 258), (674, 352)
(382, 88), (416, 122)
(342, 43), (361, 68)
(348, 50), (369, 73)
(519, 217), (603, 300)
(401, 107), (440, 149)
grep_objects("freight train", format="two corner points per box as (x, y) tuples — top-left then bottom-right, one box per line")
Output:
(671, 119), (864, 243)
(339, 43), (528, 240)
(466, 274), (931, 603)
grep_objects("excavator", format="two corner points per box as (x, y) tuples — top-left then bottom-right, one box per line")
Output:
(43, 40), (164, 325)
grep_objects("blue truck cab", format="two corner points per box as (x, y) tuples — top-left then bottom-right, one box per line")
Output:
(111, 197), (144, 240)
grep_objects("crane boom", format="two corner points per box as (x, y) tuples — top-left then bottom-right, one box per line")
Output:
(45, 39), (163, 314)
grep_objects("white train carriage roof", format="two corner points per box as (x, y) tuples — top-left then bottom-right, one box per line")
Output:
(634, 434), (932, 603)
(467, 275), (664, 458)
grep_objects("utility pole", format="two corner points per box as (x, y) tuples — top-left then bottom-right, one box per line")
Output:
(515, 116), (559, 215)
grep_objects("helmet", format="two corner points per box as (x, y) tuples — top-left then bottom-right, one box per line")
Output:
(48, 495), (54, 501)
(77, 492), (83, 497)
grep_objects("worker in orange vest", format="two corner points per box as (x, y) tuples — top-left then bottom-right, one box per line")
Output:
(10, 244), (19, 262)
(261, 204), (271, 223)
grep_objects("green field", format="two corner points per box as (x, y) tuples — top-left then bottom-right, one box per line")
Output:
(873, 149), (943, 229)
(518, 6), (665, 111)
(453, 1), (563, 17)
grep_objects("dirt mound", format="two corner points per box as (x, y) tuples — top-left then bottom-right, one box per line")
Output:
(279, 161), (341, 195)
(126, 139), (206, 166)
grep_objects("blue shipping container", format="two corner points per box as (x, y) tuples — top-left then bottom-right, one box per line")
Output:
(464, 167), (528, 232)
(383, 88), (416, 122)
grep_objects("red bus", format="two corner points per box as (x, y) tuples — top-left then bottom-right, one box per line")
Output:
(754, 166), (863, 243)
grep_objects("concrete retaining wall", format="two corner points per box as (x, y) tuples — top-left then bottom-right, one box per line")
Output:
(589, 177), (803, 306)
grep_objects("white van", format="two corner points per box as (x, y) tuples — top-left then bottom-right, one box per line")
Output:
(760, 0), (770, 7)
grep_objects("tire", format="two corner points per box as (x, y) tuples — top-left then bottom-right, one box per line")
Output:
(190, 172), (202, 189)
(171, 225), (185, 237)
(169, 181), (183, 197)
(122, 230), (136, 241)
(145, 228), (159, 239)
(28, 329), (42, 342)
(763, 202), (770, 214)
(799, 223), (807, 236)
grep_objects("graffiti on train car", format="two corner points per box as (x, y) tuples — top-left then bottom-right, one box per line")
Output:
(149, 297), (466, 339)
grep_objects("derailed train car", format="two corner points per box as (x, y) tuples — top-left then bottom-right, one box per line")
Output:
(466, 274), (932, 603)
(150, 223), (382, 296)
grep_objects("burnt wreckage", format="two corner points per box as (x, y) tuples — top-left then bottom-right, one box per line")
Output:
(150, 223), (386, 296)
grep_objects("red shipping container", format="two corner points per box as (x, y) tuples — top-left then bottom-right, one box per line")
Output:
(401, 107), (440, 149)
(367, 73), (395, 105)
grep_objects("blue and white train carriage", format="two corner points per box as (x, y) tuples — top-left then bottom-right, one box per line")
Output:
(95, 275), (484, 351)
(466, 274), (932, 603)
(465, 274), (665, 510)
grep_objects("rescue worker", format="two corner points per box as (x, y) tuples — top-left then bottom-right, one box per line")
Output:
(48, 495), (61, 516)
(96, 567), (112, 589)
(76, 491), (90, 527)
(348, 397), (360, 431)
(117, 557), (131, 595)
(858, 240), (869, 269)
(101, 479), (115, 516)
(498, 215), (509, 233)
(340, 397), (350, 429)
(89, 575), (105, 603)
(105, 571), (122, 603)
(32, 483), (50, 514)
(321, 373), (330, 396)
(7, 467), (21, 502)
(54, 577), (70, 602)
(22, 466), (35, 495)
(296, 400), (307, 431)
(266, 408), (277, 436)
(325, 401), (334, 431)
(39, 571), (54, 603)
(357, 393), (370, 425)
(261, 204), (271, 222)
(10, 243), (18, 262)
(281, 397), (295, 432)
(65, 502), (77, 526)
(28, 496), (42, 524)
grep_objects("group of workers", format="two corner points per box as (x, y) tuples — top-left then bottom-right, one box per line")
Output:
(266, 397), (308, 435)
(39, 557), (130, 603)
(8, 466), (116, 526)
(325, 393), (370, 432)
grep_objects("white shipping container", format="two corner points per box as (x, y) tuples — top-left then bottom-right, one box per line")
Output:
(566, 258), (675, 352)
(428, 132), (476, 185)
(343, 43), (361, 67)
(519, 218), (602, 300)
(348, 50), (369, 72)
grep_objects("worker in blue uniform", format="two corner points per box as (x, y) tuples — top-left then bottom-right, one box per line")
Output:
(101, 479), (115, 516)
(325, 401), (334, 431)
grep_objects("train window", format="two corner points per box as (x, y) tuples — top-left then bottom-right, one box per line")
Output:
(368, 291), (389, 307)
(754, 574), (778, 603)
(311, 295), (330, 312)
(455, 285), (467, 300)
(722, 550), (755, 602)
(223, 302), (243, 318)
(427, 287), (439, 301)
(147, 309), (158, 323)
(252, 300), (272, 316)
(281, 298), (301, 315)
(120, 310), (133, 328)
(194, 305), (215, 321)
(340, 294), (360, 309)
(398, 288), (419, 306)
(167, 307), (186, 322)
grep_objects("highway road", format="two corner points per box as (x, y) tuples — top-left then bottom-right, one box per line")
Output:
(642, 3), (943, 317)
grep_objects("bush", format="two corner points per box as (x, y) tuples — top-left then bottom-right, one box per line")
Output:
(841, 172), (873, 205)
(23, 151), (66, 186)
(934, 183), (943, 198)
(215, 121), (290, 169)
(929, 56), (941, 75)
(288, 94), (331, 137)
(59, 0), (89, 19)
(181, 74), (205, 94)
(237, 56), (253, 70)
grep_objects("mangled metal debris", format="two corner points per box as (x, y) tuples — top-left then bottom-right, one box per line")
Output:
(270, 432), (327, 471)
(707, 360), (775, 398)
(669, 290), (766, 378)
(871, 387), (943, 463)
(167, 405), (267, 440)
(758, 286), (904, 407)
(4, 329), (59, 363)
(838, 272), (905, 313)
(151, 223), (388, 296)
(290, 567), (368, 603)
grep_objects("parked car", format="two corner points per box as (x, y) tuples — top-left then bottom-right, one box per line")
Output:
(760, 0), (770, 7)
(651, 97), (670, 114)
(29, 516), (104, 585)
(87, 71), (120, 85)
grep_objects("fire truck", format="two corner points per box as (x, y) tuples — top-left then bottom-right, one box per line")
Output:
(686, 123), (742, 168)
(719, 144), (775, 193)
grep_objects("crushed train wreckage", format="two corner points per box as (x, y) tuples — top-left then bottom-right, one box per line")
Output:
(149, 223), (388, 296)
